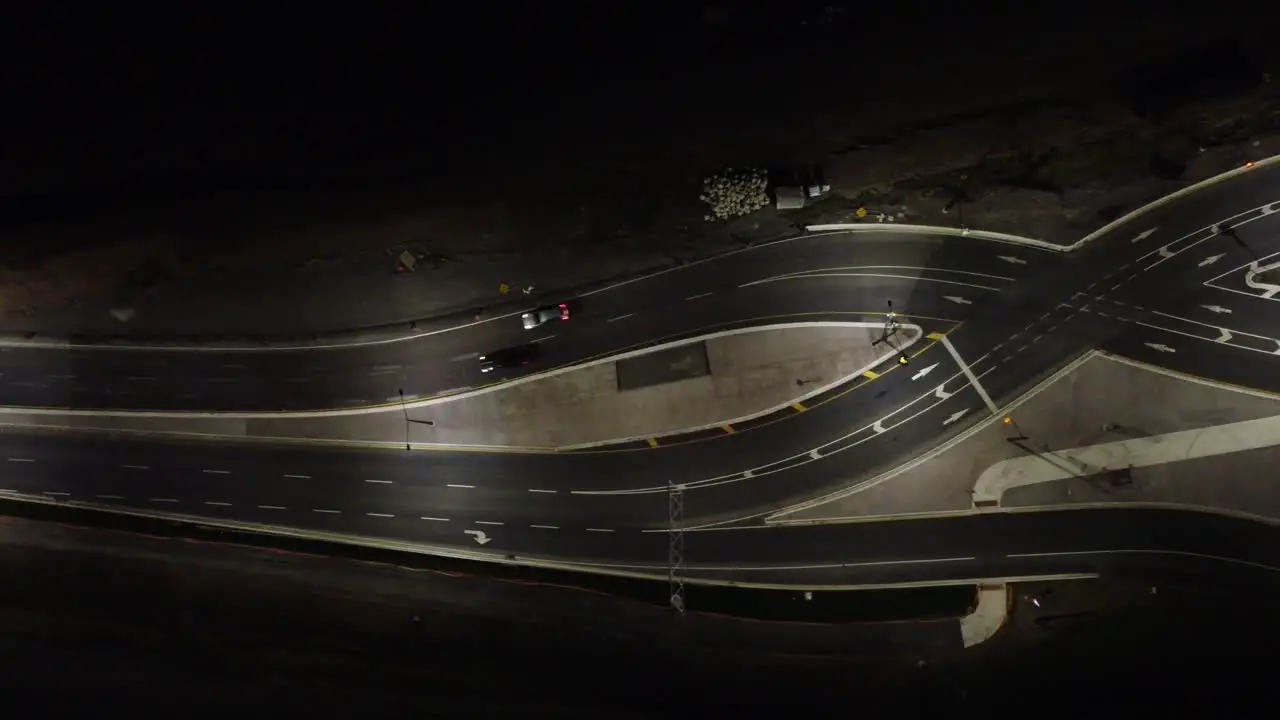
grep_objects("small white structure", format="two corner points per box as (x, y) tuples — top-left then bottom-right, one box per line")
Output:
(774, 186), (806, 210)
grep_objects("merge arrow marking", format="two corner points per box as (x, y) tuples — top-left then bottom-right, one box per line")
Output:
(911, 362), (939, 380)
(943, 408), (970, 425)
(1198, 254), (1224, 267)
(943, 296), (972, 305)
(1200, 304), (1232, 314)
(1131, 227), (1158, 243)
(997, 255), (1028, 265)
(464, 530), (492, 545)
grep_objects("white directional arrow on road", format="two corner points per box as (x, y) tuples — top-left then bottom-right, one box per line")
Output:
(872, 421), (887, 434)
(943, 409), (970, 425)
(464, 530), (492, 545)
(1131, 227), (1158, 243)
(1200, 304), (1232, 314)
(943, 296), (972, 305)
(1144, 343), (1176, 353)
(1199, 253), (1225, 267)
(911, 362), (939, 381)
(1157, 246), (1175, 258)
(997, 255), (1028, 265)
(935, 385), (953, 400)
(1215, 329), (1233, 344)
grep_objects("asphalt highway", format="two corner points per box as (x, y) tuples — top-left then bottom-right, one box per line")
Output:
(2, 235), (1028, 412)
(2, 160), (1280, 584)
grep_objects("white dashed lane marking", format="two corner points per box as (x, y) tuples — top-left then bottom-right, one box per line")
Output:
(530, 524), (559, 530)
(204, 501), (232, 507)
(364, 479), (392, 485)
(122, 465), (149, 470)
(312, 509), (341, 514)
(475, 520), (504, 526)
(366, 512), (395, 518)
(258, 505), (286, 510)
(528, 489), (556, 494)
(7, 458), (34, 463)
(585, 528), (615, 533)
(420, 516), (449, 522)
(202, 469), (231, 475)
(446, 484), (475, 489)
(284, 474), (311, 479)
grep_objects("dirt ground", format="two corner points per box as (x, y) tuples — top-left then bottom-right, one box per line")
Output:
(2, 9), (1279, 335)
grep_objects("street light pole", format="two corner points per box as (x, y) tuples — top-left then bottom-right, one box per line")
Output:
(875, 300), (909, 365)
(398, 388), (435, 451)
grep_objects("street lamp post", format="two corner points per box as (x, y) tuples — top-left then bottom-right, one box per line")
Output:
(398, 388), (435, 451)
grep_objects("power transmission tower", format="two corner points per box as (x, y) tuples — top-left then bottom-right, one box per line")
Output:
(668, 480), (685, 614)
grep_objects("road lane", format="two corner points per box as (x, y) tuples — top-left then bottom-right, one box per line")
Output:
(0, 233), (1038, 412)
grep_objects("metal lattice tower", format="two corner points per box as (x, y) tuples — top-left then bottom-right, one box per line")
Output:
(668, 480), (685, 614)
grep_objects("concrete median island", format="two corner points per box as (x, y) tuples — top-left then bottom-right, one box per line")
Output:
(771, 351), (1280, 524)
(1, 323), (917, 452)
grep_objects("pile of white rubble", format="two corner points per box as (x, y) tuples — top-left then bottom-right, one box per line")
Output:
(700, 168), (769, 221)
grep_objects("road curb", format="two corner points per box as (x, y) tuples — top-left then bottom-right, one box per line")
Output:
(803, 223), (1059, 250)
(808, 152), (1280, 255)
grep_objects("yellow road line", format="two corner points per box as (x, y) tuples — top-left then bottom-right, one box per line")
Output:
(720, 424), (736, 434)
(791, 402), (807, 412)
(926, 331), (947, 340)
(646, 438), (659, 448)
(862, 370), (880, 380)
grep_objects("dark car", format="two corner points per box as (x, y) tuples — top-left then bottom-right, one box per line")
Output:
(522, 302), (570, 330)
(479, 343), (540, 373)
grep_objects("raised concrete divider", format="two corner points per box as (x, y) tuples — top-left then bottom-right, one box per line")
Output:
(765, 349), (1280, 529)
(970, 415), (1280, 506)
(0, 322), (919, 452)
(960, 584), (1009, 648)
(1245, 259), (1280, 297)
(763, 351), (1100, 525)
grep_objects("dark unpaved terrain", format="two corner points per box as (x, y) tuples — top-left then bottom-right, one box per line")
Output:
(1, 8), (1278, 334)
(0, 516), (1277, 714)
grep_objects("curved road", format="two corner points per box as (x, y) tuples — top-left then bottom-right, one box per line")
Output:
(3, 161), (1280, 584)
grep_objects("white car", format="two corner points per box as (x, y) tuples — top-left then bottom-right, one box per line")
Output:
(521, 303), (570, 330)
